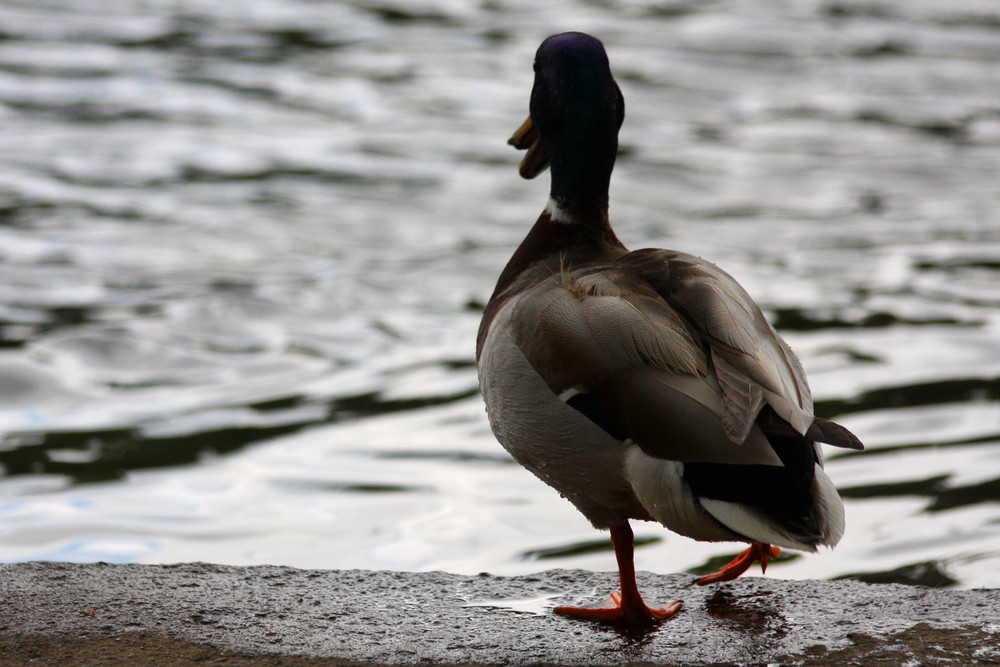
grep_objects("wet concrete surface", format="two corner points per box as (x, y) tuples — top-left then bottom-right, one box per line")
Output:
(2, 562), (999, 665)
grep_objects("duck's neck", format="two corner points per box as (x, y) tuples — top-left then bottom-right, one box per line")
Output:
(545, 196), (605, 226)
(547, 133), (616, 225)
(494, 130), (622, 296)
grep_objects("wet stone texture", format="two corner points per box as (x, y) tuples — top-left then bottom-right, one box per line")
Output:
(1, 562), (999, 665)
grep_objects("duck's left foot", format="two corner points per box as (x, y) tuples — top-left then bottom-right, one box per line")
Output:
(694, 542), (781, 586)
(555, 591), (682, 626)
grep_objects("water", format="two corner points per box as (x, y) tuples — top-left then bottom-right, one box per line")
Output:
(1, 0), (999, 588)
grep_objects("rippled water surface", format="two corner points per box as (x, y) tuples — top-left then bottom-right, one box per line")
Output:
(1, 0), (1000, 588)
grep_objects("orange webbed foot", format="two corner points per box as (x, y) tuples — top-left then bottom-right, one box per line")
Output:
(553, 523), (683, 628)
(694, 543), (782, 586)
(555, 591), (682, 625)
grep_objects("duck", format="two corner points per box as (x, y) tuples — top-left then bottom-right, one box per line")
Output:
(476, 32), (863, 628)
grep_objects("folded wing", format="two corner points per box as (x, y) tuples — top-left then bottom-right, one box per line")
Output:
(509, 249), (862, 470)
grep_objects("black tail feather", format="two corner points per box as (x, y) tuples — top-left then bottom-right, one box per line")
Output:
(808, 416), (865, 450)
(683, 407), (849, 543)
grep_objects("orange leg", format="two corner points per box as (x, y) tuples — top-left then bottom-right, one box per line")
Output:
(554, 523), (682, 626)
(694, 542), (782, 586)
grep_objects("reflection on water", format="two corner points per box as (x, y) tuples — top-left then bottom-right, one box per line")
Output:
(521, 536), (662, 562)
(1, 0), (1000, 588)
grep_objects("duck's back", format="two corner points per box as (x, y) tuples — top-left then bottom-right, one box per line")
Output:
(477, 244), (860, 546)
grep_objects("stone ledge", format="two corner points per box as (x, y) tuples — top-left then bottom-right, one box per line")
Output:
(1, 562), (998, 665)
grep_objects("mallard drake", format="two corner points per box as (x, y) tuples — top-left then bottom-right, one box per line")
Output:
(476, 32), (863, 627)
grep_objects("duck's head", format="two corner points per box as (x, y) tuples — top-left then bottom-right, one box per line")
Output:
(510, 32), (624, 222)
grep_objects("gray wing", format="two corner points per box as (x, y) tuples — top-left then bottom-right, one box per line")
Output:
(508, 250), (861, 466)
(619, 249), (816, 440)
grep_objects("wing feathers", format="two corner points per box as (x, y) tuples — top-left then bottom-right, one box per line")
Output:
(623, 249), (819, 437)
(600, 372), (782, 466)
(712, 350), (765, 444)
(512, 274), (706, 393)
(510, 250), (863, 466)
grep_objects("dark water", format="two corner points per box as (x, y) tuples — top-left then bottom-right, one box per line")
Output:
(1, 0), (999, 588)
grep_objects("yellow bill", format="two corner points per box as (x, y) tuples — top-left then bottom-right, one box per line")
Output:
(508, 116), (550, 179)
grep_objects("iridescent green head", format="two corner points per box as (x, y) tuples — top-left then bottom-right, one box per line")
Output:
(509, 32), (625, 222)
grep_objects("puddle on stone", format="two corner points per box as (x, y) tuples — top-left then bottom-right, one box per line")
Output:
(463, 593), (563, 616)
